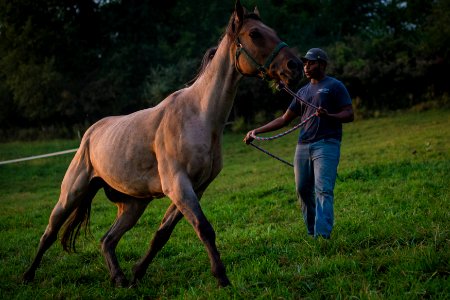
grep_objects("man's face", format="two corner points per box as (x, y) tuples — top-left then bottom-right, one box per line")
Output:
(303, 60), (324, 80)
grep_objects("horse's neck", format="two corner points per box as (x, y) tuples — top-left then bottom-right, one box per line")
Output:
(191, 36), (241, 131)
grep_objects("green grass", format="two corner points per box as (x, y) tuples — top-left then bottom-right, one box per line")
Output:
(0, 109), (449, 299)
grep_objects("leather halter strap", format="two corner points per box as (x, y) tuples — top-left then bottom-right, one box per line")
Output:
(235, 37), (288, 80)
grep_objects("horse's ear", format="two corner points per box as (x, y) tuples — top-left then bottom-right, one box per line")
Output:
(253, 6), (260, 17)
(233, 0), (244, 33)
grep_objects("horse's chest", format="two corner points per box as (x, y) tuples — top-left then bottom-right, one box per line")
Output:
(186, 142), (220, 185)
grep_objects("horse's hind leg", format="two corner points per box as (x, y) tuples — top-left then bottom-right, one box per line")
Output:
(131, 203), (183, 284)
(100, 195), (149, 287)
(22, 160), (97, 283)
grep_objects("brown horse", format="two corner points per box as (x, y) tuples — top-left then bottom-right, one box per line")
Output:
(22, 0), (302, 287)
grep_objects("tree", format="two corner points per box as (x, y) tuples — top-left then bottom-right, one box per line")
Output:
(0, 0), (448, 140)
(0, 0), (102, 126)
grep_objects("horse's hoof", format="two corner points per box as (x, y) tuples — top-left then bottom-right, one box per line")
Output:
(218, 276), (231, 288)
(130, 275), (140, 288)
(128, 280), (138, 289)
(112, 275), (129, 288)
(131, 265), (145, 284)
(22, 270), (35, 284)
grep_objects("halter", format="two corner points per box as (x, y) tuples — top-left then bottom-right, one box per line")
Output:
(235, 37), (288, 80)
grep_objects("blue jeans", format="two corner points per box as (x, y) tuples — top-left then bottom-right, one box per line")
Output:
(294, 139), (341, 238)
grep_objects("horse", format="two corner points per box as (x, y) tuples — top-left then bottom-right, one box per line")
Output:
(22, 0), (302, 288)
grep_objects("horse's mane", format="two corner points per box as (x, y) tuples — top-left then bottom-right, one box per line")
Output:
(186, 47), (217, 86)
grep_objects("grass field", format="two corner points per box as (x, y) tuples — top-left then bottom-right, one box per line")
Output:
(0, 109), (449, 299)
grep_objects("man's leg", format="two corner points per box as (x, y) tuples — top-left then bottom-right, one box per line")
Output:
(294, 143), (315, 236)
(311, 139), (341, 238)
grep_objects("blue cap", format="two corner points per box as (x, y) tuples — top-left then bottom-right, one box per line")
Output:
(301, 48), (328, 63)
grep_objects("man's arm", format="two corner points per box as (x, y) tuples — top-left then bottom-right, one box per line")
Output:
(244, 109), (297, 144)
(316, 104), (354, 123)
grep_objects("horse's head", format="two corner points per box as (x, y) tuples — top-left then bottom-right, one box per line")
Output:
(229, 0), (303, 87)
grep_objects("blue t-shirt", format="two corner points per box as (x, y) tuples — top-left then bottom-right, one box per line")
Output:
(288, 76), (351, 143)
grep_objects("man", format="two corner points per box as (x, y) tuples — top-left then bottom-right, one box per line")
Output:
(244, 48), (354, 239)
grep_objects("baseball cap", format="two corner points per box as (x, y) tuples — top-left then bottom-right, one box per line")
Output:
(301, 48), (328, 63)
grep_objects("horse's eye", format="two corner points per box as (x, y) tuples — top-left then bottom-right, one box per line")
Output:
(249, 30), (262, 39)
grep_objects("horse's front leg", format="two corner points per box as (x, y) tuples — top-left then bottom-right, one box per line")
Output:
(131, 203), (183, 284)
(163, 173), (231, 287)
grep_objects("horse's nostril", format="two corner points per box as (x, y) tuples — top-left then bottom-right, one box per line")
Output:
(287, 59), (299, 70)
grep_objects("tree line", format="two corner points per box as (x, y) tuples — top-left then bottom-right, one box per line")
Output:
(0, 0), (448, 140)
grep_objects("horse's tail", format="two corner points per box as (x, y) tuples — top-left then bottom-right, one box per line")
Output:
(60, 146), (101, 253)
(60, 192), (94, 253)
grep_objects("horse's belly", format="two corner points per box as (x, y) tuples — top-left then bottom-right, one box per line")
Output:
(88, 122), (163, 198)
(114, 167), (163, 198)
(93, 156), (163, 198)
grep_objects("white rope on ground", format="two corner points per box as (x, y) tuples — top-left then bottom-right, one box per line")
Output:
(0, 148), (78, 165)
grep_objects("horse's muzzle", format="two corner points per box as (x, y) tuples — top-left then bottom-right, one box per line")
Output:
(278, 56), (303, 87)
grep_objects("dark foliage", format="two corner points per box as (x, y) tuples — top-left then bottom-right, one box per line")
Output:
(0, 0), (448, 139)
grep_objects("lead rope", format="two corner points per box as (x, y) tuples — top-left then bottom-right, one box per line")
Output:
(249, 143), (294, 167)
(233, 39), (318, 167)
(248, 83), (318, 168)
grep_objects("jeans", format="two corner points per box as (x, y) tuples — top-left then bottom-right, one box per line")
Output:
(294, 138), (341, 238)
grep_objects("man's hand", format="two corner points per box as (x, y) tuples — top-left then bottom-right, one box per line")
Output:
(316, 106), (329, 118)
(243, 130), (256, 144)
(316, 105), (354, 123)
